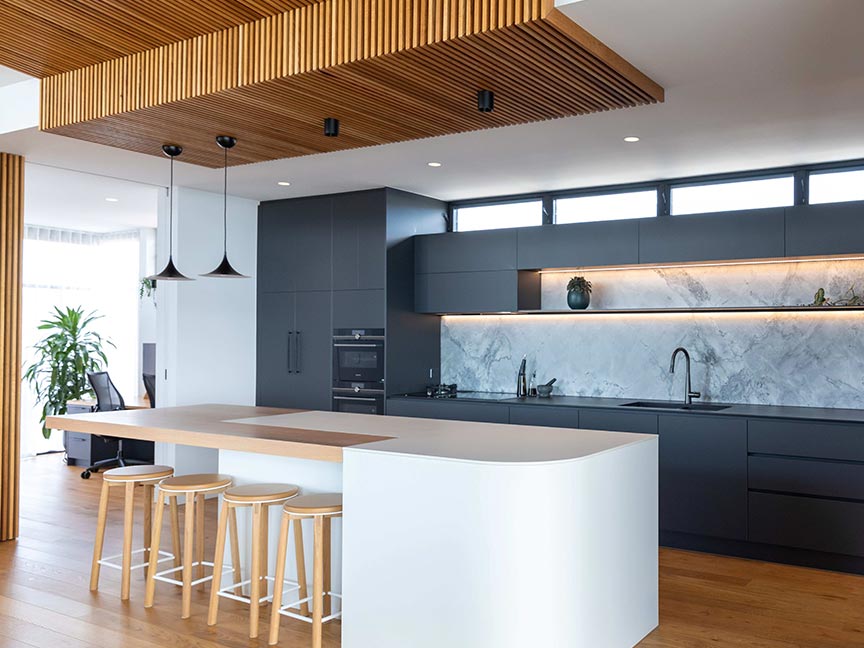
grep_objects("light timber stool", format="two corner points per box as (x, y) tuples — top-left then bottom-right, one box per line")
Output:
(269, 494), (343, 648)
(90, 464), (178, 601)
(144, 473), (233, 618)
(207, 483), (301, 638)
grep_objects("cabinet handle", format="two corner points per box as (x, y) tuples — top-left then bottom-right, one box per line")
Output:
(287, 331), (294, 374)
(333, 343), (379, 348)
(295, 331), (302, 374)
(333, 396), (377, 402)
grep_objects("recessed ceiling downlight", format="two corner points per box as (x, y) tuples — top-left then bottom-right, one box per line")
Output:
(105, 197), (119, 202)
(624, 136), (641, 143)
(277, 181), (291, 186)
(427, 162), (442, 168)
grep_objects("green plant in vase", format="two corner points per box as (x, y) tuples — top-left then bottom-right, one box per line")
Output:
(566, 276), (593, 310)
(23, 306), (114, 438)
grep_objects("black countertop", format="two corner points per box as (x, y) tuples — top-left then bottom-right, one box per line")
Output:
(388, 393), (864, 424)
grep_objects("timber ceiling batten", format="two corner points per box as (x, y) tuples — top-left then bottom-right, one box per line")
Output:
(38, 1), (664, 168)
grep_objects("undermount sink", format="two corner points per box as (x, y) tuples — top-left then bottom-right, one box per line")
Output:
(622, 401), (730, 412)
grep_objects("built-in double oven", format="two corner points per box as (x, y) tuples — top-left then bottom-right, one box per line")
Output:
(332, 328), (385, 415)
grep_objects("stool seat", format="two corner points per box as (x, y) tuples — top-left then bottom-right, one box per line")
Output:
(159, 473), (233, 492)
(103, 464), (174, 482)
(283, 493), (343, 516)
(224, 483), (300, 503)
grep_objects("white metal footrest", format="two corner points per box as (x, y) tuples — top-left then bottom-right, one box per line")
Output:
(216, 576), (301, 606)
(98, 548), (175, 572)
(152, 561), (218, 587)
(276, 591), (343, 624)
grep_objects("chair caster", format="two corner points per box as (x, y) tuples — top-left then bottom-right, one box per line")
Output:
(81, 470), (92, 479)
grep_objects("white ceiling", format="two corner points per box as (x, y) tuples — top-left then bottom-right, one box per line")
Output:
(0, 65), (30, 87)
(24, 163), (160, 232)
(2, 0), (864, 205)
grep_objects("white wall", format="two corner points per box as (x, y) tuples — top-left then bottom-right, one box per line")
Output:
(0, 79), (38, 134)
(155, 187), (258, 473)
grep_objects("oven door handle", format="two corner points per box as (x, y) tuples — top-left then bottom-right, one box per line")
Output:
(333, 343), (380, 348)
(333, 396), (378, 402)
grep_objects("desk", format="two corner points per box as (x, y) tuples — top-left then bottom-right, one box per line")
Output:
(66, 396), (151, 411)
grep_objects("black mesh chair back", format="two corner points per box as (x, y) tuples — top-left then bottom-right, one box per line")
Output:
(87, 371), (126, 412)
(143, 373), (156, 408)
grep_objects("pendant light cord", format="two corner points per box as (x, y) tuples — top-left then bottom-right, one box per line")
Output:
(223, 145), (228, 255)
(169, 154), (174, 256)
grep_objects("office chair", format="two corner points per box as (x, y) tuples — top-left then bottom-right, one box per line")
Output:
(80, 371), (148, 479)
(143, 373), (156, 408)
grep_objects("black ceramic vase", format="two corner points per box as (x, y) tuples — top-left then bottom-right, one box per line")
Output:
(567, 289), (590, 310)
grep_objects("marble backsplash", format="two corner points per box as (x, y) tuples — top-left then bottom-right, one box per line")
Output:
(441, 260), (864, 408)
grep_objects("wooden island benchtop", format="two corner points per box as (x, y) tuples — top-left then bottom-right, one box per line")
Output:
(47, 404), (394, 462)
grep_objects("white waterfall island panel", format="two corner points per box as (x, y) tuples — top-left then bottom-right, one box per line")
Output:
(230, 411), (659, 648)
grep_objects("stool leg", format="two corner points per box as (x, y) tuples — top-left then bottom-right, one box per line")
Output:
(312, 516), (325, 648)
(170, 496), (182, 568)
(322, 516), (332, 617)
(145, 489), (166, 608)
(90, 480), (111, 592)
(250, 502), (263, 638)
(181, 492), (195, 619)
(294, 518), (309, 617)
(207, 498), (230, 626)
(121, 481), (136, 601)
(260, 504), (270, 604)
(228, 506), (242, 596)
(142, 483), (153, 579)
(196, 492), (206, 592)
(268, 512), (291, 646)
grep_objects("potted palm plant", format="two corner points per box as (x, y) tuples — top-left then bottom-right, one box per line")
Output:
(566, 276), (593, 310)
(23, 306), (114, 438)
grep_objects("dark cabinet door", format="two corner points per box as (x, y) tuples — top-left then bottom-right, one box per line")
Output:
(639, 208), (785, 263)
(333, 190), (386, 290)
(517, 220), (640, 269)
(290, 291), (333, 411)
(578, 409), (658, 434)
(785, 201), (864, 257)
(659, 414), (747, 540)
(415, 270), (539, 313)
(414, 229), (518, 274)
(256, 292), (296, 407)
(508, 405), (580, 428)
(386, 398), (509, 423)
(333, 289), (385, 329)
(258, 196), (333, 293)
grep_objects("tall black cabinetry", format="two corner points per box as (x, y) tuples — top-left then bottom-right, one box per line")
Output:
(257, 188), (446, 410)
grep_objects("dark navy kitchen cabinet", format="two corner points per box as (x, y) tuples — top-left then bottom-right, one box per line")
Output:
(638, 207), (785, 263)
(415, 270), (540, 314)
(256, 291), (332, 410)
(333, 289), (386, 329)
(386, 398), (509, 423)
(333, 191), (387, 291)
(659, 414), (747, 540)
(258, 197), (333, 293)
(517, 220), (640, 269)
(785, 201), (864, 257)
(577, 409), (658, 435)
(414, 229), (517, 274)
(508, 405), (580, 428)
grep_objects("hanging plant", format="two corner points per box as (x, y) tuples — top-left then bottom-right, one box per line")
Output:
(139, 277), (156, 300)
(22, 306), (114, 438)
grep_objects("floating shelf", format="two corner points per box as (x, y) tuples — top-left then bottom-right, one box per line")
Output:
(439, 306), (864, 316)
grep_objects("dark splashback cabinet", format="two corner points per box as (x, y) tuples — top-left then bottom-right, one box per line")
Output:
(257, 188), (446, 410)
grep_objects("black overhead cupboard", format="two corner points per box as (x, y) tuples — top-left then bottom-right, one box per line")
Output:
(256, 188), (446, 412)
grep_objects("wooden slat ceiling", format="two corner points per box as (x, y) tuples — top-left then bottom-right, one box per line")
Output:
(0, 0), (324, 77)
(36, 0), (664, 168)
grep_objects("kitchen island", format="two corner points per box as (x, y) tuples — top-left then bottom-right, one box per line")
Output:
(49, 404), (659, 648)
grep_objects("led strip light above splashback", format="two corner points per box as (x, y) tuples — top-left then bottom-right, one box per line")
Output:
(536, 254), (864, 274)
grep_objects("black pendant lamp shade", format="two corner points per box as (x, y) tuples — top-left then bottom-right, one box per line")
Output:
(148, 144), (194, 281)
(201, 135), (249, 278)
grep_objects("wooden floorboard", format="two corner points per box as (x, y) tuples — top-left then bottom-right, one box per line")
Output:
(3, 454), (864, 647)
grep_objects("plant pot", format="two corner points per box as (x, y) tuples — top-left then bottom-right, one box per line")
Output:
(567, 289), (590, 310)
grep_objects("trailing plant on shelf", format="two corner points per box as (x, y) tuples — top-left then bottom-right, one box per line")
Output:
(22, 306), (114, 439)
(139, 277), (155, 301)
(808, 285), (863, 307)
(566, 275), (593, 310)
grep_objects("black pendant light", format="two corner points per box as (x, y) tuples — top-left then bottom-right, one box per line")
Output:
(148, 145), (193, 281)
(201, 135), (249, 278)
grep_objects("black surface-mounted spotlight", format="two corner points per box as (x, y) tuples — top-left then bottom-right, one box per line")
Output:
(324, 117), (340, 137)
(477, 89), (495, 112)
